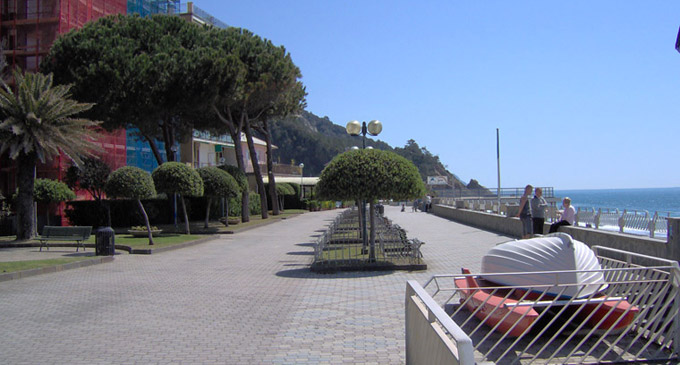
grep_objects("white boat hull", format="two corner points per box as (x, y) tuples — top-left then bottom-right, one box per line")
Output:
(480, 233), (607, 298)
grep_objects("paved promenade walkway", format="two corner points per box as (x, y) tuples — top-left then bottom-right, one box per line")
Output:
(0, 205), (511, 364)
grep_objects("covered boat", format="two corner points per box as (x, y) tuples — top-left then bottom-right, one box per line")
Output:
(454, 233), (638, 337)
(480, 233), (607, 299)
(455, 268), (539, 337)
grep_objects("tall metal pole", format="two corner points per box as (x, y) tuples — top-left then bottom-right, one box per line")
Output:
(496, 128), (501, 213)
(361, 122), (368, 257)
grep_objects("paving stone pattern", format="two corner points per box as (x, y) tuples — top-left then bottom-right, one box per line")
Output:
(0, 205), (511, 364)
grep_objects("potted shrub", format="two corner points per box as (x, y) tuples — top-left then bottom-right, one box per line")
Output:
(219, 216), (241, 226)
(128, 225), (162, 237)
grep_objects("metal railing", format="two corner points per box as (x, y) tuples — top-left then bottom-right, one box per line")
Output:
(180, 2), (229, 28)
(313, 207), (423, 269)
(575, 207), (671, 238)
(412, 246), (680, 364)
(432, 187), (555, 199)
(435, 198), (562, 222)
(434, 198), (672, 238)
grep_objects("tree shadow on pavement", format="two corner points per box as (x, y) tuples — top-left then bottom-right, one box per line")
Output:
(286, 251), (314, 255)
(276, 267), (394, 279)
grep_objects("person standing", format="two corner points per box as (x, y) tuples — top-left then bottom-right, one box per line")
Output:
(549, 197), (576, 233)
(515, 184), (533, 239)
(531, 187), (548, 234)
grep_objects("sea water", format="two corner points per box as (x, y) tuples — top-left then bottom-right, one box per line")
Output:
(554, 187), (680, 217)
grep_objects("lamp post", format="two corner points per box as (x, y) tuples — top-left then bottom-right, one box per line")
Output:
(345, 120), (382, 260)
(299, 162), (304, 199)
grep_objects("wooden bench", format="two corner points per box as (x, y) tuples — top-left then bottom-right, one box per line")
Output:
(38, 226), (92, 252)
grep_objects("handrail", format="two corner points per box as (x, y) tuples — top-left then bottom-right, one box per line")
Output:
(431, 186), (555, 199)
(434, 197), (673, 239)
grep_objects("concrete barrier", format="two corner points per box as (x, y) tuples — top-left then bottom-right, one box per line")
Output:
(432, 204), (680, 263)
(405, 280), (474, 365)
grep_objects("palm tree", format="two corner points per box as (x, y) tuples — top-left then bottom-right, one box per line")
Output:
(0, 70), (99, 240)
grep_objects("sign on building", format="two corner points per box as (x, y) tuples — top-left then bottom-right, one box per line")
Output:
(427, 176), (448, 185)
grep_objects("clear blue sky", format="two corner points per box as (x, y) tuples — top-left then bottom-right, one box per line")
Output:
(194, 0), (680, 190)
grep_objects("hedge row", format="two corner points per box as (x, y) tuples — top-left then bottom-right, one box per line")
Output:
(65, 192), (263, 228)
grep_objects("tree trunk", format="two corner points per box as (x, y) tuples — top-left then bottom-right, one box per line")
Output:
(224, 198), (229, 227)
(16, 153), (36, 240)
(358, 201), (366, 251)
(204, 197), (212, 229)
(137, 199), (154, 245)
(369, 201), (376, 262)
(180, 194), (190, 234)
(144, 134), (165, 166)
(230, 130), (250, 223)
(45, 203), (50, 228)
(215, 107), (249, 223)
(244, 121), (268, 219)
(262, 120), (279, 215)
(105, 200), (112, 227)
(161, 122), (177, 162)
(269, 183), (279, 216)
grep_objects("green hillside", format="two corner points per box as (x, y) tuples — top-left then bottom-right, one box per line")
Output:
(267, 110), (476, 192)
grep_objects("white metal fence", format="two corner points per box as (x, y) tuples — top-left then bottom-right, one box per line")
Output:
(408, 246), (680, 364)
(574, 207), (671, 238)
(313, 208), (423, 269)
(435, 197), (671, 239)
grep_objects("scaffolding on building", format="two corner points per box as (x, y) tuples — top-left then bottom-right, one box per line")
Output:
(0, 0), (127, 225)
(0, 0), (127, 73)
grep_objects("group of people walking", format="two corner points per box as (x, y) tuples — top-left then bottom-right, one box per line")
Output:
(401, 195), (433, 213)
(516, 184), (576, 239)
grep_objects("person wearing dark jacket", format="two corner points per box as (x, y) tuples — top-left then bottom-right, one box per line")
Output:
(515, 185), (533, 239)
(531, 187), (548, 234)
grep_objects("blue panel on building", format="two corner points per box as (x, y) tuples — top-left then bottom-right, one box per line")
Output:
(126, 128), (178, 173)
(127, 0), (181, 16)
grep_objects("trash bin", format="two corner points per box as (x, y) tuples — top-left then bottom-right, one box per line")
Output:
(95, 226), (115, 256)
(377, 204), (385, 215)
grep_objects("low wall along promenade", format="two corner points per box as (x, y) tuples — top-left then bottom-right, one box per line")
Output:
(432, 204), (680, 263)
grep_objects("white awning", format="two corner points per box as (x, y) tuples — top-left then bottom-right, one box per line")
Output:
(262, 176), (319, 186)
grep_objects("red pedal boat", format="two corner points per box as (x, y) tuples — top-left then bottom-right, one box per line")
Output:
(515, 288), (639, 331)
(456, 233), (639, 337)
(455, 268), (539, 337)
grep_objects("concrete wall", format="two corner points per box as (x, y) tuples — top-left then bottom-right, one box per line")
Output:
(405, 280), (474, 365)
(432, 204), (524, 238)
(432, 204), (680, 263)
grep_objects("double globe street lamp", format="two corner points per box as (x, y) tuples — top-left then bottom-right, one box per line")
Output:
(345, 120), (382, 259)
(345, 120), (382, 149)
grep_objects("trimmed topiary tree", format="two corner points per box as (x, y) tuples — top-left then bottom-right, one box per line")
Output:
(152, 162), (203, 234)
(275, 183), (296, 212)
(34, 178), (76, 227)
(197, 166), (239, 228)
(64, 156), (112, 226)
(218, 164), (249, 222)
(105, 166), (156, 244)
(316, 149), (426, 260)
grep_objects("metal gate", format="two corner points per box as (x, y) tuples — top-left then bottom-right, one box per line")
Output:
(422, 246), (680, 364)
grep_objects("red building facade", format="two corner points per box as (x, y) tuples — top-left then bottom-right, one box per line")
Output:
(0, 0), (127, 224)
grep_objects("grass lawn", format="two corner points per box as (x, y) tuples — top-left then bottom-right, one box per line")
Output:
(226, 209), (307, 232)
(0, 257), (96, 273)
(84, 233), (204, 250)
(0, 209), (309, 273)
